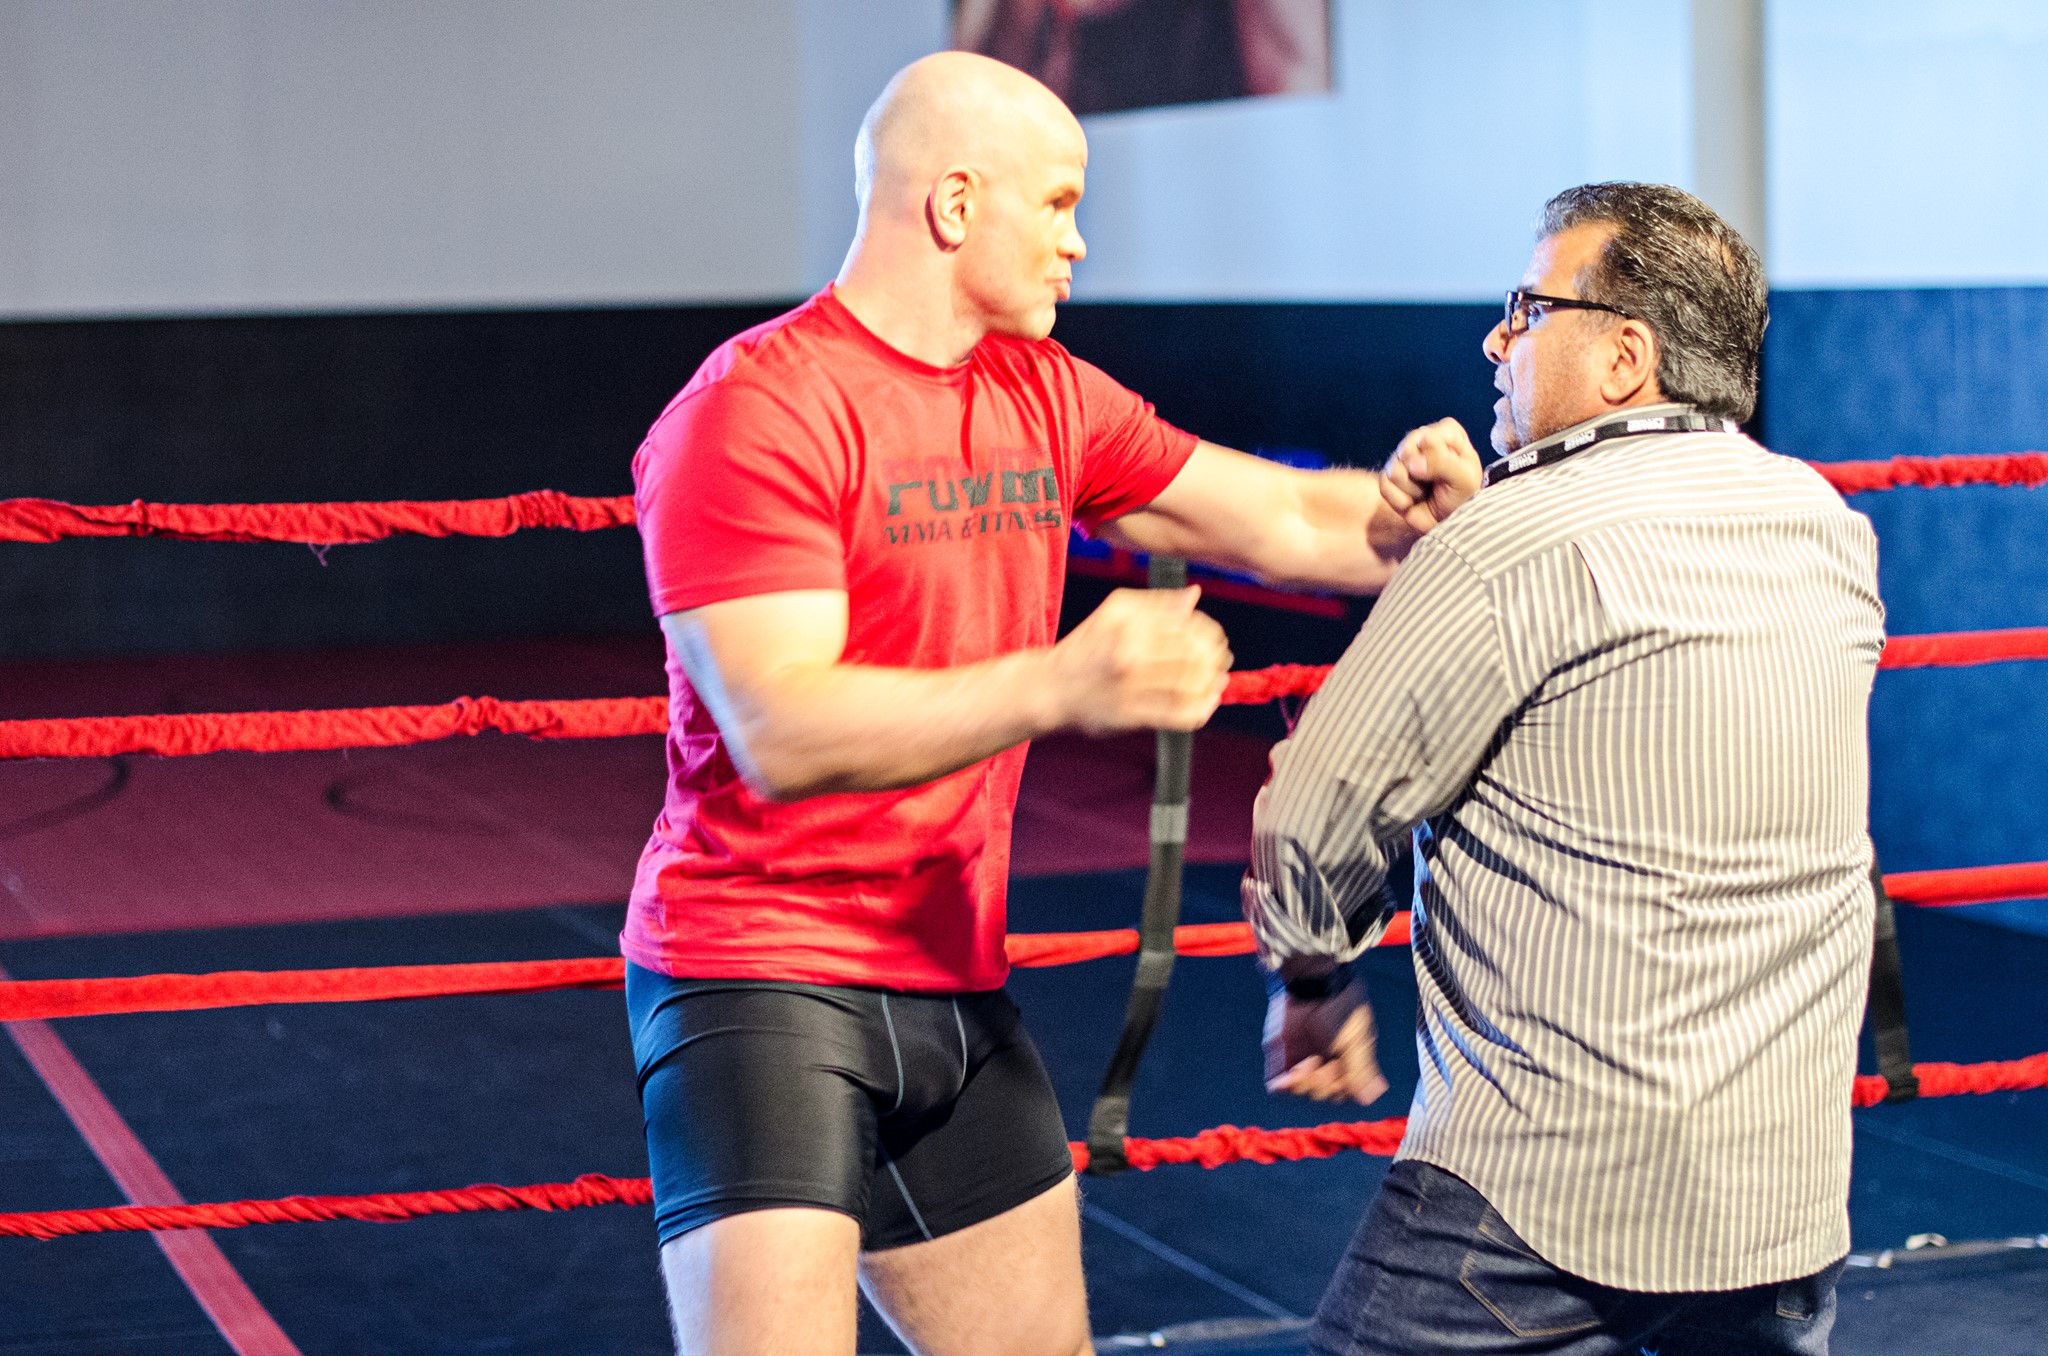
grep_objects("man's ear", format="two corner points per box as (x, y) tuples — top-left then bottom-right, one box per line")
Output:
(1602, 317), (1663, 405)
(926, 167), (973, 252)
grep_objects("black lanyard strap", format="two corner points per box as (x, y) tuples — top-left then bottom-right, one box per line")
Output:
(1483, 411), (1740, 488)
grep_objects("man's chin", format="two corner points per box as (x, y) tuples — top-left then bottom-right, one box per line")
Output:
(1489, 396), (1519, 458)
(990, 307), (1058, 343)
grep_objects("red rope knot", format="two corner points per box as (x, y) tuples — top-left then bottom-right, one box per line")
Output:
(508, 490), (565, 531)
(570, 494), (637, 531)
(446, 695), (505, 738)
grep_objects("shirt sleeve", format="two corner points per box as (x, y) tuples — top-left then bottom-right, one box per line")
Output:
(1066, 354), (1198, 534)
(633, 379), (848, 617)
(1242, 536), (1521, 968)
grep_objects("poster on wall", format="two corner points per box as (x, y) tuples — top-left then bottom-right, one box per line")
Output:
(954, 0), (1332, 116)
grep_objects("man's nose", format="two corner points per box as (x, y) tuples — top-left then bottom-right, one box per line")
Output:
(1482, 319), (1511, 365)
(1064, 227), (1087, 262)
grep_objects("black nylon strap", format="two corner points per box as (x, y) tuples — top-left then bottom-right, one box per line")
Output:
(1084, 555), (1192, 1176)
(1867, 857), (1920, 1103)
(1482, 410), (1740, 488)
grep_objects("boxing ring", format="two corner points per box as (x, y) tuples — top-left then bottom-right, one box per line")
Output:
(2, 458), (2047, 1344)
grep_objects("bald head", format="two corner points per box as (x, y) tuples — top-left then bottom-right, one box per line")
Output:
(854, 51), (1084, 215)
(836, 52), (1090, 359)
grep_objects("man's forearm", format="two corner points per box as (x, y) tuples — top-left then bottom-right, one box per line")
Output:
(1258, 420), (1488, 587)
(1258, 468), (1417, 593)
(1102, 448), (1413, 595)
(1104, 434), (1481, 595)
(678, 582), (1230, 801)
(717, 648), (1063, 801)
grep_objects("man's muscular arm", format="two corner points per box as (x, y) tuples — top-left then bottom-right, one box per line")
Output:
(1098, 422), (1483, 594)
(668, 585), (1231, 802)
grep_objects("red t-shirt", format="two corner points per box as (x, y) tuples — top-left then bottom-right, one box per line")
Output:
(624, 287), (1197, 992)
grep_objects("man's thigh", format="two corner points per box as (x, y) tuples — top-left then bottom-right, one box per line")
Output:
(630, 969), (885, 1352)
(626, 969), (882, 1244)
(628, 972), (1083, 1352)
(662, 1207), (863, 1356)
(860, 1175), (1091, 1356)
(857, 989), (1087, 1354)
(862, 988), (1076, 1248)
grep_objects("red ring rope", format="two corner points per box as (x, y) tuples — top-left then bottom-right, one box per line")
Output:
(8, 1051), (2048, 1242)
(1, 453), (2043, 548)
(1817, 453), (2048, 495)
(0, 1118), (1418, 1240)
(0, 694), (668, 759)
(1, 869), (2039, 1025)
(1219, 630), (2048, 706)
(2, 627), (2044, 763)
(0, 918), (1411, 1023)
(0, 491), (634, 545)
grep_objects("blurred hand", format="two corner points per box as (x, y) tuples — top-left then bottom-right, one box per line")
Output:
(1050, 586), (1232, 735)
(1263, 977), (1389, 1105)
(1382, 418), (1484, 534)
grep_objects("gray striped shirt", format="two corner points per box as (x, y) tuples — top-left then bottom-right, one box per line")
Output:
(1244, 406), (1886, 1291)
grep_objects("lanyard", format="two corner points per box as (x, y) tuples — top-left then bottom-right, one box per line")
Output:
(1482, 411), (1741, 488)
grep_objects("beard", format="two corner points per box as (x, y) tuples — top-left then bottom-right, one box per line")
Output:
(1489, 392), (1522, 457)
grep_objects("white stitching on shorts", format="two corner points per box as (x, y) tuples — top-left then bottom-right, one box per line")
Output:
(880, 993), (906, 1115)
(882, 1151), (934, 1242)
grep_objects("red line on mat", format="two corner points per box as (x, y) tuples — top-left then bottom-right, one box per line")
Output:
(1, 962), (301, 1356)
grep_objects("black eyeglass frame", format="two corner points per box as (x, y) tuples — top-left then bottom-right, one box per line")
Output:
(1503, 289), (1632, 335)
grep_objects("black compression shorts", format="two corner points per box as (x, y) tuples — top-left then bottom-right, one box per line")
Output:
(625, 963), (1076, 1250)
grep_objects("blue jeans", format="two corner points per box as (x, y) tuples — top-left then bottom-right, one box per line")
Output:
(1310, 1161), (1843, 1356)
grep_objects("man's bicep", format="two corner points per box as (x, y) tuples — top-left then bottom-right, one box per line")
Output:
(1101, 441), (1410, 594)
(1096, 441), (1281, 558)
(661, 591), (849, 723)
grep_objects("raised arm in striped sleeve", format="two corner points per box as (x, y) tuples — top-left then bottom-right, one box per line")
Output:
(1243, 535), (1520, 970)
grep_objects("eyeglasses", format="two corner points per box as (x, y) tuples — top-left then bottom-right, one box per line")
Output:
(1502, 289), (1631, 336)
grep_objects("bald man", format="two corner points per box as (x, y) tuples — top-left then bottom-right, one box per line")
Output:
(622, 52), (1479, 1355)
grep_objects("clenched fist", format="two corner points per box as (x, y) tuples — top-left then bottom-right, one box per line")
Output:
(1264, 975), (1389, 1105)
(1050, 586), (1231, 735)
(1382, 417), (1484, 534)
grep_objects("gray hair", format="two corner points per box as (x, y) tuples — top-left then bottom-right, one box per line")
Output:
(1539, 183), (1767, 424)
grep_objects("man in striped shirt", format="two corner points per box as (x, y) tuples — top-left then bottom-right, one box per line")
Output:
(1244, 183), (1886, 1354)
